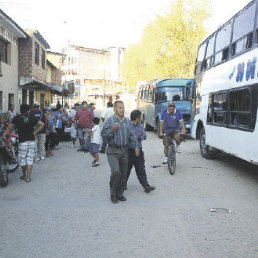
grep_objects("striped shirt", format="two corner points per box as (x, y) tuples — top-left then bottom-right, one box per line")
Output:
(101, 114), (138, 149)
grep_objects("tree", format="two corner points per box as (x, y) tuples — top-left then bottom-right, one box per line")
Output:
(121, 0), (210, 91)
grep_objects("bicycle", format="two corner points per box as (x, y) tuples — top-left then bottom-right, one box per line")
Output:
(167, 131), (184, 175)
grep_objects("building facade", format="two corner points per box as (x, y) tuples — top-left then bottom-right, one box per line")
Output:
(62, 44), (125, 105)
(19, 30), (64, 109)
(0, 9), (27, 112)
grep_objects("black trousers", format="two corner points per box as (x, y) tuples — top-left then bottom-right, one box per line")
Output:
(55, 128), (64, 146)
(45, 132), (57, 150)
(127, 148), (148, 187)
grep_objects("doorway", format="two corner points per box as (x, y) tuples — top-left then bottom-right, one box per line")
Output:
(40, 93), (45, 109)
(29, 90), (34, 108)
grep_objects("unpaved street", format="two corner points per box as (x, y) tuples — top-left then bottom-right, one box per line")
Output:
(0, 130), (258, 258)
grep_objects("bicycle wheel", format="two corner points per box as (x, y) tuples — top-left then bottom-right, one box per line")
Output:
(168, 145), (176, 175)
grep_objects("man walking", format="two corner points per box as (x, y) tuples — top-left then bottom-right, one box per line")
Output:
(75, 101), (93, 153)
(126, 110), (155, 193)
(3, 104), (44, 183)
(100, 102), (114, 153)
(101, 100), (139, 203)
(159, 101), (186, 164)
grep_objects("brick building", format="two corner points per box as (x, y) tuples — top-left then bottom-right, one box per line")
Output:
(19, 30), (63, 109)
(0, 9), (27, 112)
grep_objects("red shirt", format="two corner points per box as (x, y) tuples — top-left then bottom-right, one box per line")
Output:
(74, 109), (93, 128)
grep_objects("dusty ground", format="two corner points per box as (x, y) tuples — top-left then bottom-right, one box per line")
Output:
(0, 123), (258, 258)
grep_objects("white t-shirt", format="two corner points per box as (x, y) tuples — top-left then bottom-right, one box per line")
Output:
(101, 107), (114, 121)
(91, 125), (101, 144)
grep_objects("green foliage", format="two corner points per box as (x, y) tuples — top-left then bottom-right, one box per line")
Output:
(121, 0), (210, 91)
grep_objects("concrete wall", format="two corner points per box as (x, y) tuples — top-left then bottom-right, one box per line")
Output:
(0, 42), (19, 112)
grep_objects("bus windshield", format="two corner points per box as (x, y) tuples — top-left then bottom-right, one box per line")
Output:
(156, 87), (184, 102)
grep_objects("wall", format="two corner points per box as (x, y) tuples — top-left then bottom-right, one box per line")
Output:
(0, 41), (19, 112)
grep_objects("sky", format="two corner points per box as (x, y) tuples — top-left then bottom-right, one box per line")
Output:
(0, 0), (252, 51)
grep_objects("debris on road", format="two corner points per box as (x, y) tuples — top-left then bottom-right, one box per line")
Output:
(209, 208), (231, 213)
(151, 165), (161, 168)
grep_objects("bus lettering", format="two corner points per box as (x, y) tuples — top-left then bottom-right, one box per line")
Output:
(236, 62), (245, 82)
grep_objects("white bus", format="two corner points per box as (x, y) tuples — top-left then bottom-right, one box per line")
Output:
(191, 0), (258, 165)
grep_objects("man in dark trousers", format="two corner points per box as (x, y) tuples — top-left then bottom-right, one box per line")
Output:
(126, 110), (155, 193)
(101, 100), (139, 203)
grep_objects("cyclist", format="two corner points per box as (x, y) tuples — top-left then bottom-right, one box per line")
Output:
(159, 102), (186, 164)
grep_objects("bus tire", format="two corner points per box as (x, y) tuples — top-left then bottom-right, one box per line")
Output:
(156, 119), (162, 138)
(199, 128), (216, 159)
(143, 117), (151, 131)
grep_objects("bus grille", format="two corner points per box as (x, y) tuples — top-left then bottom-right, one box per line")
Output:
(182, 114), (191, 123)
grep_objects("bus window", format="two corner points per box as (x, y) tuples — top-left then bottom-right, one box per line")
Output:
(212, 93), (228, 125)
(229, 88), (250, 129)
(214, 22), (232, 65)
(144, 87), (149, 99)
(232, 2), (255, 56)
(204, 35), (215, 70)
(195, 42), (207, 74)
(156, 87), (184, 102)
(251, 86), (258, 130)
(148, 86), (154, 102)
(139, 87), (144, 99)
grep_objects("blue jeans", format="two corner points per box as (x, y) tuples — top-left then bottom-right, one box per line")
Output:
(127, 148), (148, 187)
(78, 128), (90, 150)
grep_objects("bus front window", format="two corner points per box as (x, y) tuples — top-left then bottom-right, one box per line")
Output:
(156, 87), (184, 102)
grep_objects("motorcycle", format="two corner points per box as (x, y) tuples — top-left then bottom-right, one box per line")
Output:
(0, 121), (19, 187)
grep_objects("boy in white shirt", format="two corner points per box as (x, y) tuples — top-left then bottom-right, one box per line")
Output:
(87, 117), (101, 167)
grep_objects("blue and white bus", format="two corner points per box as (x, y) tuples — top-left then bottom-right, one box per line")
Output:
(137, 78), (195, 135)
(191, 0), (258, 165)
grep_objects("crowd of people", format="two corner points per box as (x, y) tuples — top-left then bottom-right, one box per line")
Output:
(2, 99), (186, 204)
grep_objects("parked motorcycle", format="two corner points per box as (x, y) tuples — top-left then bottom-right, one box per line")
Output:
(0, 121), (19, 187)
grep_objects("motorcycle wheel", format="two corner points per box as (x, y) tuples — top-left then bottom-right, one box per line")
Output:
(0, 155), (8, 187)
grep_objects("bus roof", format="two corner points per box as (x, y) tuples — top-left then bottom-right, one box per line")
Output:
(156, 78), (194, 87)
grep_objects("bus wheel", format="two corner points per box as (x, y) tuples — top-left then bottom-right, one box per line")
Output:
(156, 119), (162, 138)
(143, 118), (151, 131)
(199, 128), (216, 159)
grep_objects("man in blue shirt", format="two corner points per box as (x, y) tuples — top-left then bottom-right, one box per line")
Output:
(126, 110), (155, 193)
(159, 102), (186, 164)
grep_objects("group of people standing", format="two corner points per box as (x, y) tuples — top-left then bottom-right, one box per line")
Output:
(3, 99), (185, 205)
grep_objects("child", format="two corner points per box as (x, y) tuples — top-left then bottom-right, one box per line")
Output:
(87, 117), (101, 167)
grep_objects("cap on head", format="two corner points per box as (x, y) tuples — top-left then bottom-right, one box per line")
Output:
(33, 102), (40, 107)
(168, 102), (175, 107)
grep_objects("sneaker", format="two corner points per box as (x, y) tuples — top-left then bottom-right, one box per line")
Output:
(92, 163), (99, 167)
(40, 156), (45, 160)
(176, 145), (181, 153)
(35, 157), (40, 162)
(162, 157), (168, 164)
(144, 185), (155, 193)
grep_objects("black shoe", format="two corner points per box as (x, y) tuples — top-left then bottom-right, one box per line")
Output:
(92, 163), (99, 167)
(77, 148), (84, 152)
(84, 149), (89, 153)
(111, 195), (118, 203)
(100, 150), (105, 154)
(117, 196), (126, 201)
(144, 185), (155, 193)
